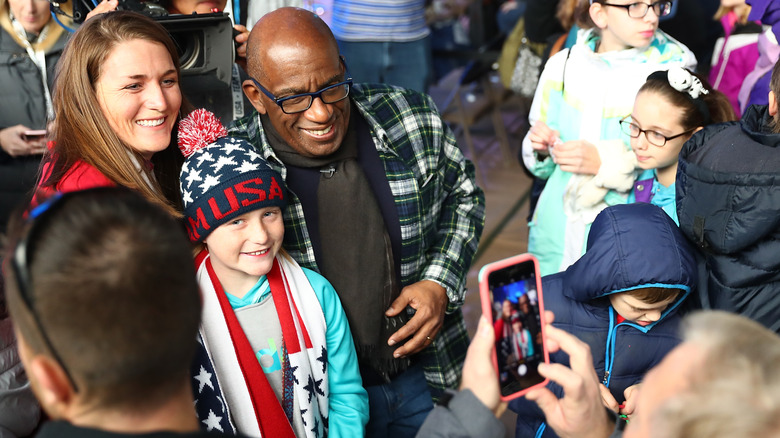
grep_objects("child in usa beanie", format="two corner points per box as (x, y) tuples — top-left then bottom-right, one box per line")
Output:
(178, 109), (368, 438)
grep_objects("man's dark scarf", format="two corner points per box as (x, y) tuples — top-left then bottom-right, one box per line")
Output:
(260, 109), (409, 379)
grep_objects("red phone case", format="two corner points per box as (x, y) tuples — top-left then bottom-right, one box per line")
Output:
(478, 253), (550, 401)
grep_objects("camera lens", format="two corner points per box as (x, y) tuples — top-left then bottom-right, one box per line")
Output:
(170, 31), (203, 70)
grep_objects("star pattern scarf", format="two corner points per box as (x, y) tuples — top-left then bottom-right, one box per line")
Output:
(194, 251), (329, 437)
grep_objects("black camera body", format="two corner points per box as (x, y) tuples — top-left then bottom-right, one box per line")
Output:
(157, 12), (235, 90)
(71, 0), (167, 23)
(54, 0), (238, 119)
(66, 0), (235, 92)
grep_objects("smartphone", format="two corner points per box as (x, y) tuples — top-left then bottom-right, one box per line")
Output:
(479, 253), (549, 401)
(22, 130), (47, 141)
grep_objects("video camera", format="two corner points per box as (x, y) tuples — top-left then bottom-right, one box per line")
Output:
(155, 12), (235, 91)
(53, 0), (234, 91)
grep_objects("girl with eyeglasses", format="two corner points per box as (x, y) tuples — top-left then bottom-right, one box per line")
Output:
(625, 67), (734, 224)
(520, 0), (697, 277)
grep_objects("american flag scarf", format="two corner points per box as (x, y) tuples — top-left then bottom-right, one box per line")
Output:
(194, 251), (330, 437)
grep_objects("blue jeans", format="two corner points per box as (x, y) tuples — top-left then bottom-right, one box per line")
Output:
(336, 37), (432, 93)
(430, 22), (470, 83)
(365, 363), (434, 438)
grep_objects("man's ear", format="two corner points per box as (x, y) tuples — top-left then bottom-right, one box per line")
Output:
(590, 2), (608, 29)
(242, 80), (268, 115)
(27, 355), (77, 418)
(769, 90), (778, 117)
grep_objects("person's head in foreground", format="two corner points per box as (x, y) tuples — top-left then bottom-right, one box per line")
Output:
(43, 11), (185, 216)
(625, 311), (780, 437)
(521, 310), (780, 438)
(3, 188), (201, 432)
(242, 7), (352, 159)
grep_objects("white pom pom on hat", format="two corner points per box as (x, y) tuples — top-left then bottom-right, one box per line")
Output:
(177, 108), (229, 158)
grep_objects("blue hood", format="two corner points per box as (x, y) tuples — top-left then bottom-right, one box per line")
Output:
(562, 203), (697, 303)
(512, 204), (698, 434)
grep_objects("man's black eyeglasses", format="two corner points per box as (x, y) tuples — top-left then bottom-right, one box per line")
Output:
(11, 192), (80, 392)
(251, 57), (353, 114)
(602, 1), (673, 18)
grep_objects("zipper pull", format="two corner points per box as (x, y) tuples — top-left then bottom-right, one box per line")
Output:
(602, 370), (610, 385)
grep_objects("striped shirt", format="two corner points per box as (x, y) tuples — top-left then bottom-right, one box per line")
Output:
(228, 83), (485, 393)
(331, 0), (430, 42)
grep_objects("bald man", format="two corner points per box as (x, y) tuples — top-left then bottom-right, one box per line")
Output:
(229, 7), (485, 436)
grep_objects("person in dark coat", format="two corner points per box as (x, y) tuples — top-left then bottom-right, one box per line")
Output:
(511, 203), (697, 437)
(0, 0), (68, 234)
(676, 57), (780, 334)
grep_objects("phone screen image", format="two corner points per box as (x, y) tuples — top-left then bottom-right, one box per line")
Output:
(485, 258), (546, 398)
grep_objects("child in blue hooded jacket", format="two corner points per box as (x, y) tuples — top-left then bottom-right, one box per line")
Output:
(511, 203), (697, 438)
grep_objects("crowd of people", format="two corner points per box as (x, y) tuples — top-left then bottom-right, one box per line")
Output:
(1, 0), (780, 437)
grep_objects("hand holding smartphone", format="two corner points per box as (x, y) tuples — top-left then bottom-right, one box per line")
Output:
(479, 253), (549, 401)
(22, 130), (47, 142)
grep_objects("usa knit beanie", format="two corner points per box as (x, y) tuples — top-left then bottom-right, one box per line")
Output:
(178, 109), (287, 243)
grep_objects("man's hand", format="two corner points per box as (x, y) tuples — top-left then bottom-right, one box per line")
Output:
(233, 24), (249, 71)
(386, 280), (448, 358)
(552, 140), (601, 175)
(525, 313), (613, 438)
(460, 315), (506, 417)
(85, 0), (118, 20)
(0, 125), (45, 157)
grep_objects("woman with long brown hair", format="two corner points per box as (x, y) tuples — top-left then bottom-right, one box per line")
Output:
(33, 11), (187, 217)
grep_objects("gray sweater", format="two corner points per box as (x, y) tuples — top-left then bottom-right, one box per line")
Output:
(416, 390), (505, 438)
